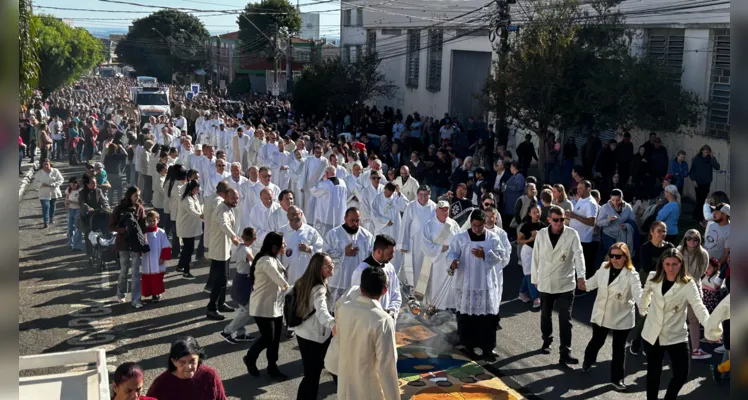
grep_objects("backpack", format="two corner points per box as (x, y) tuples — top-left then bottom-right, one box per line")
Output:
(283, 286), (315, 328)
(119, 212), (150, 253)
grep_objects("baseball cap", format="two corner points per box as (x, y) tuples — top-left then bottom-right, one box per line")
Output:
(437, 200), (450, 209)
(712, 203), (730, 216)
(663, 173), (674, 182)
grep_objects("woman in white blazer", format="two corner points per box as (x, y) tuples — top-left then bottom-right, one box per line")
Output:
(640, 248), (710, 400)
(581, 242), (642, 391)
(166, 165), (188, 258)
(292, 252), (337, 400)
(245, 232), (289, 380)
(34, 158), (64, 228)
(176, 179), (203, 279)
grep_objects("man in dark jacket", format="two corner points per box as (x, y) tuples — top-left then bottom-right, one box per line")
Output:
(689, 145), (722, 221)
(516, 134), (538, 177)
(429, 150), (451, 201)
(649, 137), (669, 180)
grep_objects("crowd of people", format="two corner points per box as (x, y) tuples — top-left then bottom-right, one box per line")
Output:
(23, 76), (732, 400)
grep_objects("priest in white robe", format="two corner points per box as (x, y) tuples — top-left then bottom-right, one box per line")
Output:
(246, 166), (281, 211)
(257, 131), (279, 168)
(419, 201), (461, 310)
(399, 185), (436, 288)
(327, 153), (348, 180)
(350, 234), (402, 322)
(323, 207), (375, 305)
(483, 206), (512, 321)
(280, 206), (324, 285)
(358, 170), (384, 234)
(270, 140), (291, 191)
(392, 166), (420, 204)
(361, 159), (388, 185)
(344, 161), (364, 209)
(226, 163), (248, 235)
(268, 190), (306, 232)
(245, 166), (259, 185)
(230, 127), (250, 169)
(299, 146), (329, 222)
(246, 129), (265, 167)
(287, 150), (305, 206)
(446, 209), (510, 361)
(205, 159), (230, 198)
(371, 182), (409, 273)
(247, 188), (281, 253)
(310, 166), (348, 237)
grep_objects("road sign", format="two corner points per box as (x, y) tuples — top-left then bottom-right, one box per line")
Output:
(271, 82), (279, 96)
(191, 83), (200, 94)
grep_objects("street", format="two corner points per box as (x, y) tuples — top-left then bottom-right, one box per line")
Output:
(19, 163), (729, 399)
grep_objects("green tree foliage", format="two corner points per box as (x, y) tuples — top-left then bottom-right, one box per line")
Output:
(228, 76), (253, 96)
(115, 9), (210, 82)
(34, 15), (104, 97)
(293, 53), (397, 118)
(238, 0), (301, 59)
(483, 0), (703, 169)
(19, 0), (39, 105)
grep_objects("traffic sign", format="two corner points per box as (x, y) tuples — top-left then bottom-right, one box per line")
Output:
(191, 83), (200, 94)
(186, 91), (194, 101)
(271, 82), (279, 96)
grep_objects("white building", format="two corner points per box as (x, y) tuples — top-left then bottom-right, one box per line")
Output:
(339, 0), (496, 125)
(301, 12), (321, 41)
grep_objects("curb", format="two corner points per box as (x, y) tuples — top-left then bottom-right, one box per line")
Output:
(18, 161), (39, 202)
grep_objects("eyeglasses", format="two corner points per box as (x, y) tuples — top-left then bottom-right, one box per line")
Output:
(609, 254), (625, 260)
(371, 177), (381, 181)
(686, 237), (700, 242)
(483, 202), (494, 207)
(551, 217), (563, 223)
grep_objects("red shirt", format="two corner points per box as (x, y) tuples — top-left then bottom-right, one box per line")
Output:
(146, 365), (226, 400)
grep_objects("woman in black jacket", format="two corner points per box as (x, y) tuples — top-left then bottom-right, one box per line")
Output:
(630, 145), (652, 201)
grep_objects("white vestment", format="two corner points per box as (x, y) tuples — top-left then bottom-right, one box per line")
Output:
(393, 176), (420, 204)
(248, 202), (281, 253)
(280, 224), (324, 285)
(344, 173), (363, 209)
(236, 179), (255, 232)
(206, 170), (230, 198)
(420, 217), (462, 309)
(486, 225), (513, 313)
(288, 157), (305, 206)
(270, 151), (291, 190)
(310, 179), (348, 237)
(323, 226), (375, 305)
(258, 142), (279, 168)
(226, 176), (248, 235)
(358, 184), (383, 234)
(351, 261), (402, 321)
(246, 181), (281, 212)
(399, 200), (436, 286)
(230, 133), (250, 168)
(299, 156), (329, 221)
(371, 192), (409, 271)
(247, 136), (265, 167)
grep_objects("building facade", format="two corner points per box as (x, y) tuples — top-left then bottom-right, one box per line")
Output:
(301, 12), (321, 41)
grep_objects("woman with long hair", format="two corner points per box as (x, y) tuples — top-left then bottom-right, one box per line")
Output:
(293, 252), (337, 399)
(177, 180), (203, 279)
(517, 204), (543, 308)
(245, 232), (289, 379)
(581, 243), (642, 391)
(167, 164), (188, 258)
(676, 229), (711, 359)
(34, 158), (64, 228)
(640, 248), (710, 400)
(656, 185), (681, 243)
(65, 176), (83, 251)
(146, 337), (227, 400)
(110, 186), (146, 308)
(702, 190), (730, 224)
(551, 183), (573, 218)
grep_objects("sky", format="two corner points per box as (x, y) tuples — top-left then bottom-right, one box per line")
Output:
(34, 0), (341, 38)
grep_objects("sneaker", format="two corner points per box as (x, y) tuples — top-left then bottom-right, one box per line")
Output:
(518, 293), (531, 303)
(234, 333), (256, 342)
(611, 380), (627, 391)
(152, 295), (161, 303)
(183, 273), (196, 279)
(532, 298), (541, 308)
(114, 296), (127, 304)
(691, 349), (712, 360)
(132, 301), (143, 309)
(175, 267), (184, 273)
(714, 345), (726, 354)
(219, 331), (238, 344)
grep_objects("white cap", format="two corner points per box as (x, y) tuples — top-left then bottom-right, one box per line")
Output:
(437, 200), (450, 209)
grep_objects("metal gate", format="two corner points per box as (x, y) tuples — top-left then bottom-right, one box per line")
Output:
(449, 50), (492, 126)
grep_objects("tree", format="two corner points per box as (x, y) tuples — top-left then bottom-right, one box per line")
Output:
(483, 0), (703, 172)
(292, 53), (397, 118)
(228, 76), (252, 96)
(115, 9), (209, 82)
(19, 0), (39, 105)
(34, 15), (104, 97)
(237, 0), (301, 59)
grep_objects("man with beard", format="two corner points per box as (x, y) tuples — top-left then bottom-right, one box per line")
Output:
(207, 188), (241, 320)
(248, 188), (281, 254)
(280, 206), (324, 286)
(438, 183), (476, 229)
(399, 186), (436, 289)
(419, 201), (461, 309)
(447, 209), (509, 361)
(323, 207), (375, 305)
(310, 166), (348, 237)
(350, 234), (403, 323)
(392, 165), (420, 203)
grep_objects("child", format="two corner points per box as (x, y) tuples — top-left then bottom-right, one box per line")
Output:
(140, 211), (171, 303)
(152, 162), (168, 228)
(220, 227), (257, 344)
(701, 258), (722, 313)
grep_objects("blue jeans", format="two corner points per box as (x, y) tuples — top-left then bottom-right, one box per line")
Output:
(117, 251), (142, 304)
(67, 209), (83, 250)
(520, 275), (539, 300)
(431, 186), (448, 202)
(40, 199), (57, 224)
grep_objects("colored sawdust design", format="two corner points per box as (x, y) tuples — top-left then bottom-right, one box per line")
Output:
(398, 346), (524, 400)
(396, 325), (438, 347)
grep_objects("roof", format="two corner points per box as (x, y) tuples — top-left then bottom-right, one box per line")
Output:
(217, 31), (239, 40)
(291, 37), (313, 44)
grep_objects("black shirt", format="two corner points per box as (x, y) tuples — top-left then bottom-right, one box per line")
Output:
(519, 221), (543, 248)
(608, 267), (623, 285)
(548, 227), (564, 248)
(638, 241), (674, 273)
(662, 279), (675, 295)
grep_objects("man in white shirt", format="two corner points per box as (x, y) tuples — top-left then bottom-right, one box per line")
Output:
(350, 234), (402, 321)
(258, 131), (280, 168)
(704, 203), (730, 268)
(323, 208), (375, 305)
(399, 186), (436, 288)
(531, 205), (586, 365)
(247, 187), (281, 253)
(280, 206), (324, 285)
(310, 166), (348, 237)
(392, 165), (420, 203)
(206, 159), (230, 198)
(568, 180), (598, 284)
(246, 128), (265, 167)
(174, 113), (187, 132)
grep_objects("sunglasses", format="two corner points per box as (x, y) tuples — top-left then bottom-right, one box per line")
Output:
(551, 217), (563, 223)
(686, 237), (700, 242)
(609, 254), (625, 260)
(371, 177), (381, 181)
(483, 202), (494, 207)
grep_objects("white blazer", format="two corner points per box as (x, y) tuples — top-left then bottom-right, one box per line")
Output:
(208, 202), (236, 261)
(531, 226), (586, 294)
(176, 194), (203, 238)
(585, 264), (643, 330)
(640, 271), (710, 346)
(295, 284), (336, 343)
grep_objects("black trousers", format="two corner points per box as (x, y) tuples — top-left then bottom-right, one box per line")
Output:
(646, 340), (690, 400)
(296, 335), (332, 400)
(179, 237), (195, 274)
(247, 316), (283, 367)
(692, 185), (711, 220)
(582, 241), (598, 279)
(207, 259), (229, 310)
(456, 313), (498, 353)
(540, 290), (574, 356)
(584, 324), (630, 382)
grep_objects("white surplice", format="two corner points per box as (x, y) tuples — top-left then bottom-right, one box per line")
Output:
(205, 170), (230, 198)
(270, 150), (291, 190)
(486, 225), (513, 313)
(310, 178), (348, 237)
(371, 191), (409, 272)
(446, 230), (509, 315)
(288, 157), (305, 206)
(350, 261), (402, 321)
(245, 181), (281, 212)
(258, 142), (279, 168)
(299, 156), (329, 221)
(399, 199), (436, 286)
(420, 217), (461, 309)
(230, 133), (250, 168)
(344, 173), (364, 209)
(280, 223), (324, 285)
(247, 136), (265, 167)
(248, 202), (281, 253)
(392, 176), (420, 205)
(323, 226), (375, 305)
(357, 184), (383, 234)
(236, 179), (255, 233)
(226, 175), (248, 235)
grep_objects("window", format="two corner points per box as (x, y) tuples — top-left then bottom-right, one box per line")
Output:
(406, 29), (420, 88)
(427, 29), (444, 92)
(381, 28), (402, 37)
(343, 9), (351, 27)
(356, 7), (364, 26)
(647, 28), (685, 83)
(706, 29), (730, 139)
(342, 45), (351, 64)
(355, 44), (363, 61)
(367, 29), (376, 55)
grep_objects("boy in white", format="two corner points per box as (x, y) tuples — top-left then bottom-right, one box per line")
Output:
(140, 211), (171, 302)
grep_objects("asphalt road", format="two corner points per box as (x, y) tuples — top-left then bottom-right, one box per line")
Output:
(18, 162), (729, 399)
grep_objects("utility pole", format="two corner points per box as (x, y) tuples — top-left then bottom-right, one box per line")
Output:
(286, 35), (293, 94)
(494, 0), (513, 148)
(273, 22), (280, 98)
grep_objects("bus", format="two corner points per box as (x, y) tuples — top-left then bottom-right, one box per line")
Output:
(136, 76), (158, 87)
(99, 67), (116, 78)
